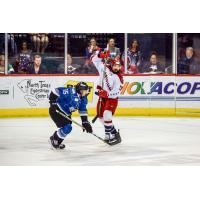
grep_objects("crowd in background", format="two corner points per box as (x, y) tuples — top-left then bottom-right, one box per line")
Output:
(0, 33), (200, 75)
(4, 33), (65, 74)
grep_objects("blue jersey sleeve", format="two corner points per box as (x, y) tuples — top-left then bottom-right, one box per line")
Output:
(78, 96), (88, 116)
(55, 87), (80, 115)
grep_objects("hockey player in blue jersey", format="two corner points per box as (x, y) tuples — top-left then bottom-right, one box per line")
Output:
(49, 82), (93, 149)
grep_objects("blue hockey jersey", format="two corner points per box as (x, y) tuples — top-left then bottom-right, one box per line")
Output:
(51, 86), (88, 116)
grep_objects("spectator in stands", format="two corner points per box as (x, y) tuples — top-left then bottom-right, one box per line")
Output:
(65, 54), (79, 74)
(142, 52), (164, 73)
(15, 41), (32, 73)
(0, 55), (5, 74)
(105, 38), (121, 58)
(0, 55), (15, 74)
(122, 39), (142, 74)
(85, 37), (99, 58)
(28, 55), (47, 74)
(177, 34), (193, 60)
(30, 33), (49, 53)
(84, 37), (99, 74)
(178, 47), (200, 74)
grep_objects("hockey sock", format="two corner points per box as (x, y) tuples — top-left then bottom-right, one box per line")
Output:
(104, 120), (116, 140)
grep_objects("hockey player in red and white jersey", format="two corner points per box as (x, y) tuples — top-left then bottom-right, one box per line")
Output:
(90, 47), (123, 145)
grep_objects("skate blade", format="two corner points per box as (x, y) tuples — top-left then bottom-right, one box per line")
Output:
(107, 138), (122, 146)
(48, 139), (65, 150)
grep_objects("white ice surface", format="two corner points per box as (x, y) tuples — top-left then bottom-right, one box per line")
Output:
(0, 117), (200, 165)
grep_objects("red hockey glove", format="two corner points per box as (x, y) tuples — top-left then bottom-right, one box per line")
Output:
(99, 50), (110, 59)
(99, 89), (108, 98)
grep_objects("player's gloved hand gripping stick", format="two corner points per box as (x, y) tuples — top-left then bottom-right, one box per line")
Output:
(55, 109), (109, 145)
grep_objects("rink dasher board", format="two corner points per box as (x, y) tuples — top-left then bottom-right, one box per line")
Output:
(0, 75), (200, 117)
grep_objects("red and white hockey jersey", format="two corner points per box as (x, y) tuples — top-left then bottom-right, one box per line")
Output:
(91, 51), (123, 99)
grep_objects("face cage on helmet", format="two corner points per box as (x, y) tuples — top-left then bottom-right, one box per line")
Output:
(79, 89), (90, 97)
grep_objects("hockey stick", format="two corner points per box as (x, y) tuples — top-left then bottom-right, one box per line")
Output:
(92, 92), (100, 123)
(92, 92), (103, 123)
(92, 48), (108, 124)
(55, 109), (107, 144)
